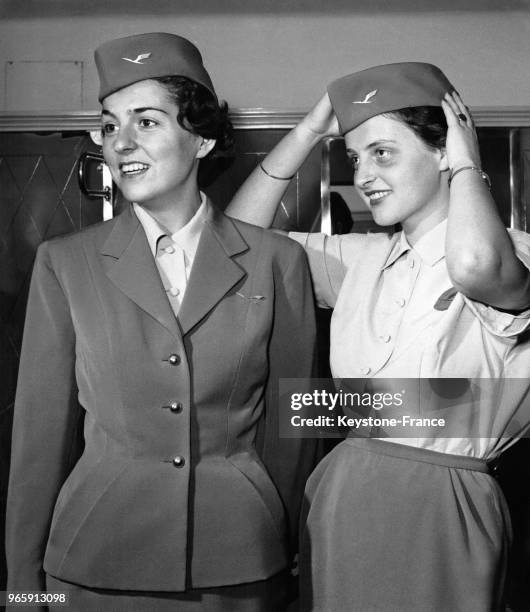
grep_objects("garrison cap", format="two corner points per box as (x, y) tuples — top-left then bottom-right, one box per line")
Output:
(95, 32), (216, 102)
(327, 62), (455, 135)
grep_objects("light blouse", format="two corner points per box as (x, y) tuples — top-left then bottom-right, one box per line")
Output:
(133, 195), (207, 313)
(290, 221), (530, 459)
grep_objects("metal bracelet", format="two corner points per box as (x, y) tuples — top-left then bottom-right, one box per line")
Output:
(259, 161), (295, 181)
(448, 165), (491, 189)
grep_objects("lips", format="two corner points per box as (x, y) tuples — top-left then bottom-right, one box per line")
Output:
(119, 161), (150, 176)
(364, 190), (392, 205)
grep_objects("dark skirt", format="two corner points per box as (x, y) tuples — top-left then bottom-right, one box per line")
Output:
(46, 570), (290, 612)
(299, 438), (511, 612)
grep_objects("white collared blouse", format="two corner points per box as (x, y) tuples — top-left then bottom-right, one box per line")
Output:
(291, 221), (530, 459)
(133, 195), (208, 313)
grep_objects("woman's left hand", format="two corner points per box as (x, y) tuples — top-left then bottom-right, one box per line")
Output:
(441, 91), (481, 170)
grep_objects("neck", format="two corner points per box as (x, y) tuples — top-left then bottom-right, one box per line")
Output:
(138, 185), (202, 234)
(402, 182), (449, 246)
(403, 208), (447, 246)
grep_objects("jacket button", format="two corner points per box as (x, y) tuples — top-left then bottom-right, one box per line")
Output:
(168, 354), (180, 365)
(172, 456), (185, 468)
(169, 402), (183, 413)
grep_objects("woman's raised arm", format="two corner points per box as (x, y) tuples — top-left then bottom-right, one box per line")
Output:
(442, 92), (530, 310)
(226, 93), (339, 228)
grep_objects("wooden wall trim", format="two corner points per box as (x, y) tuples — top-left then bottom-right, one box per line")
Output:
(0, 107), (529, 132)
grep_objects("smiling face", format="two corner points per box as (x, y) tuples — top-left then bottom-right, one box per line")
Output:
(100, 79), (214, 213)
(345, 114), (449, 238)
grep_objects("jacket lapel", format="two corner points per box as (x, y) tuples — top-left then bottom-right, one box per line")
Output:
(100, 205), (181, 339)
(177, 205), (249, 336)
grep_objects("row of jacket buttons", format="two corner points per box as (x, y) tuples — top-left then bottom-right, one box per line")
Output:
(166, 354), (184, 467)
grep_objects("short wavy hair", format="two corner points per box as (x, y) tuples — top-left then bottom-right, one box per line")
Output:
(154, 76), (234, 156)
(383, 106), (447, 150)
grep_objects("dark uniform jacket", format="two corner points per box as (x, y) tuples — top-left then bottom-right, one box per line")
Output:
(6, 202), (317, 592)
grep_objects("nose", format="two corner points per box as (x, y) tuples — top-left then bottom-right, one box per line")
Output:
(354, 159), (376, 189)
(113, 123), (137, 153)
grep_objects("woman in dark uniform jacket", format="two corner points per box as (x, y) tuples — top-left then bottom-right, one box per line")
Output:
(6, 33), (317, 611)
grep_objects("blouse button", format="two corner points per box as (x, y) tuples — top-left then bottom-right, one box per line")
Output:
(167, 286), (180, 297)
(360, 367), (372, 375)
(380, 335), (391, 343)
(396, 298), (406, 307)
(164, 245), (176, 254)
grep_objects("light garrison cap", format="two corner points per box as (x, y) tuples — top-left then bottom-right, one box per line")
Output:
(327, 62), (455, 135)
(95, 32), (216, 102)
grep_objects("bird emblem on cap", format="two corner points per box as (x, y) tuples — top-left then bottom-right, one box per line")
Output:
(353, 89), (378, 104)
(122, 52), (152, 64)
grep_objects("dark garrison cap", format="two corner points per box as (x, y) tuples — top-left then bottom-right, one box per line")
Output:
(328, 62), (455, 135)
(95, 32), (216, 102)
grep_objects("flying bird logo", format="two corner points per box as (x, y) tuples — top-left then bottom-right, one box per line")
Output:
(122, 53), (152, 64)
(353, 89), (378, 104)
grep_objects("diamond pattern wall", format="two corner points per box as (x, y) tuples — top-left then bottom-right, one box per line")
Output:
(0, 132), (102, 589)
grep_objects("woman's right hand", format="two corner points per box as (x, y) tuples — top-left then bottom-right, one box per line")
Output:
(299, 93), (340, 140)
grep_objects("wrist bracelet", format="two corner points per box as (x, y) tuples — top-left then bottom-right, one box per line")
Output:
(448, 166), (491, 189)
(259, 162), (295, 181)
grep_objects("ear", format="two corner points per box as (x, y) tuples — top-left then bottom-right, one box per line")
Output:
(196, 138), (216, 160)
(438, 147), (450, 172)
(90, 129), (103, 146)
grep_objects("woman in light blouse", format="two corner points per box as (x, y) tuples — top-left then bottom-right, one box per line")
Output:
(227, 62), (530, 611)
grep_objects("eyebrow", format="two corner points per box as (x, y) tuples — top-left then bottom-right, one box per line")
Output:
(132, 106), (169, 115)
(346, 139), (397, 155)
(101, 106), (169, 118)
(367, 139), (396, 148)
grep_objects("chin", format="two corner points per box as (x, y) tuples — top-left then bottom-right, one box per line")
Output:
(371, 212), (400, 227)
(118, 186), (151, 204)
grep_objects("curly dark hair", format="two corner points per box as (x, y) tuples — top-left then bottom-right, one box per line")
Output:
(383, 106), (447, 150)
(154, 76), (234, 156)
